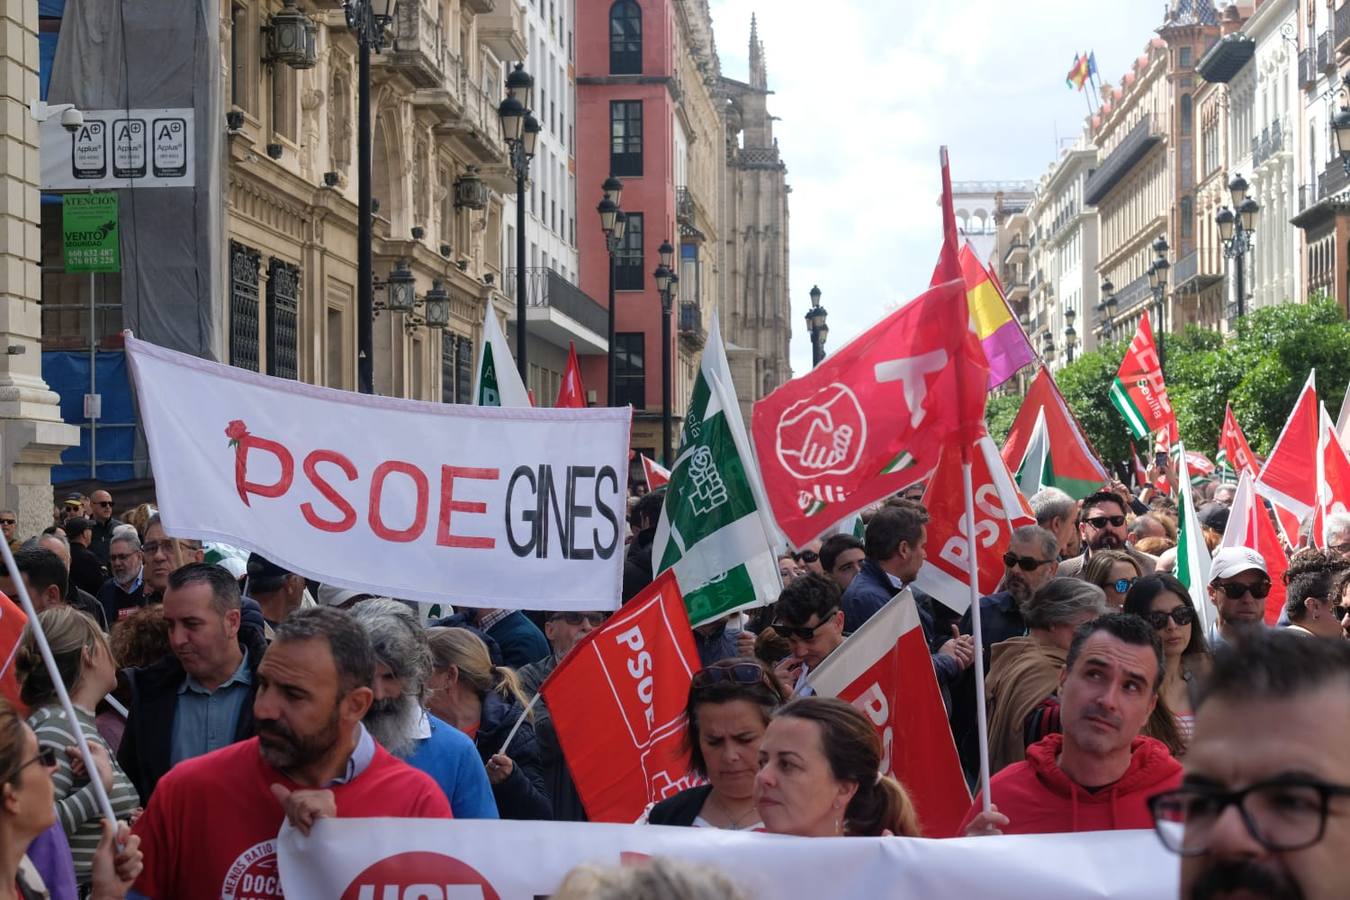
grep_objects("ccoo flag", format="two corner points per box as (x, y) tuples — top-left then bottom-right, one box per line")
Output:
(471, 306), (532, 408)
(653, 309), (783, 626)
(1109, 312), (1177, 443)
(1217, 403), (1259, 478)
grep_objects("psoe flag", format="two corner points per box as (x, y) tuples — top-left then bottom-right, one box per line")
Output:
(808, 590), (971, 838)
(124, 335), (631, 611)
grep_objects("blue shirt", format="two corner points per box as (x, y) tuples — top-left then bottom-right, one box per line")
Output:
(169, 649), (252, 765)
(405, 713), (499, 819)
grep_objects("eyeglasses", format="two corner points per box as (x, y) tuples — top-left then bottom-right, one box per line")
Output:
(141, 540), (201, 556)
(108, 552), (139, 563)
(1146, 607), (1195, 629)
(0, 519), (14, 526)
(1112, 577), (1137, 594)
(6, 746), (57, 782)
(1002, 552), (1054, 572)
(93, 500), (113, 508)
(796, 550), (819, 564)
(772, 609), (839, 641)
(1330, 542), (1350, 555)
(549, 612), (606, 626)
(1084, 515), (1127, 529)
(1212, 580), (1272, 600)
(692, 662), (772, 689)
(1149, 778), (1350, 856)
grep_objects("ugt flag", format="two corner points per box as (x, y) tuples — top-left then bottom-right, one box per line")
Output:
(1217, 403), (1259, 478)
(808, 590), (971, 838)
(540, 572), (702, 823)
(1109, 312), (1177, 443)
(653, 309), (782, 626)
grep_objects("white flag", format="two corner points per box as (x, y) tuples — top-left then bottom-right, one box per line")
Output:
(471, 305), (532, 407)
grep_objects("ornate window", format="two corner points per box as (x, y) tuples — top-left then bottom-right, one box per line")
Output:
(266, 258), (300, 379)
(229, 241), (261, 372)
(609, 0), (641, 75)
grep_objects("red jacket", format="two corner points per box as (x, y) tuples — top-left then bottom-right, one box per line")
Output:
(960, 733), (1181, 835)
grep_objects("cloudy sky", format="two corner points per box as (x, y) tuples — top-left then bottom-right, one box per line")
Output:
(707, 0), (1168, 376)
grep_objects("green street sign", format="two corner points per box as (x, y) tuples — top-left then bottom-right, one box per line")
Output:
(62, 192), (120, 273)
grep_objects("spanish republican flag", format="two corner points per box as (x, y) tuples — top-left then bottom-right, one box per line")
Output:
(956, 244), (1035, 389)
(1066, 53), (1090, 90)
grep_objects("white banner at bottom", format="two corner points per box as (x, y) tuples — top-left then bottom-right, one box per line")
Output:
(277, 818), (1177, 899)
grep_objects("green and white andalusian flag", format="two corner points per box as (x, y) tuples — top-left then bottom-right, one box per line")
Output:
(1174, 442), (1215, 632)
(653, 309), (781, 626)
(471, 305), (531, 407)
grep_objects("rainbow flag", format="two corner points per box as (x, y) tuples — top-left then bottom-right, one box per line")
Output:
(1066, 53), (1090, 90)
(958, 244), (1036, 389)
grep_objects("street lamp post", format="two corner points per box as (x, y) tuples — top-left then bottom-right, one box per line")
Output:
(1097, 279), (1117, 342)
(654, 240), (676, 466)
(1042, 331), (1056, 364)
(805, 285), (829, 367)
(1215, 173), (1261, 323)
(1146, 236), (1170, 376)
(498, 63), (540, 384)
(598, 175), (626, 404)
(343, 0), (398, 394)
(1064, 306), (1077, 364)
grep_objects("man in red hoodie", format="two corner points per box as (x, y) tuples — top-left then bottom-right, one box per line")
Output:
(961, 612), (1182, 835)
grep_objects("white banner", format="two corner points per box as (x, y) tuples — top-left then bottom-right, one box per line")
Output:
(277, 818), (1177, 898)
(125, 336), (631, 611)
(41, 108), (195, 190)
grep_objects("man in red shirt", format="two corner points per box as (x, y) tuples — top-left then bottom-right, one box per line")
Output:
(131, 606), (451, 899)
(961, 612), (1182, 835)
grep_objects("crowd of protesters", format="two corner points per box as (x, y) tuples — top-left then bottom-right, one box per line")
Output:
(3, 473), (1347, 900)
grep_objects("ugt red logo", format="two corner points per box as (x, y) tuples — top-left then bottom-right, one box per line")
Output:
(341, 851), (501, 900)
(774, 383), (867, 480)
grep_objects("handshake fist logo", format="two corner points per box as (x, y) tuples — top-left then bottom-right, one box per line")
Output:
(775, 383), (867, 480)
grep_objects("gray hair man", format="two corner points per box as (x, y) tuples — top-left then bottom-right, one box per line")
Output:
(1324, 512), (1350, 557)
(1029, 487), (1080, 560)
(985, 577), (1106, 772)
(98, 532), (146, 624)
(349, 599), (498, 819)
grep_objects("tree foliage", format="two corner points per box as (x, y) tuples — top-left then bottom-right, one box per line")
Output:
(988, 300), (1350, 468)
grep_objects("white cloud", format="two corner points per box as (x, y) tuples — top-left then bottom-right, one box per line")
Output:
(708, 0), (1167, 376)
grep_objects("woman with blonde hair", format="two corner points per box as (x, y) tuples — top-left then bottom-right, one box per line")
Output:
(425, 627), (551, 819)
(15, 607), (140, 888)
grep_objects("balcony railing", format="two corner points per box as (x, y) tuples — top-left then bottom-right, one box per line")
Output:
(1113, 272), (1152, 313)
(1085, 114), (1163, 205)
(1322, 155), (1350, 202)
(1319, 30), (1332, 71)
(1251, 119), (1284, 168)
(1299, 47), (1317, 90)
(678, 302), (705, 342)
(506, 267), (608, 338)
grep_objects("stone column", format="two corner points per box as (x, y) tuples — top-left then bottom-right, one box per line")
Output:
(0, 0), (79, 536)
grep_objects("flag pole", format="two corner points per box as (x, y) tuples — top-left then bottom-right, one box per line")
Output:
(0, 538), (118, 825)
(961, 446), (993, 813)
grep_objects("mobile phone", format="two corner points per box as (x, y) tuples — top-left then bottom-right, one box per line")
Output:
(1154, 451), (1167, 468)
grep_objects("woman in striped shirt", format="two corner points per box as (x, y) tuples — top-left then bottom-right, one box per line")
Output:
(16, 607), (140, 890)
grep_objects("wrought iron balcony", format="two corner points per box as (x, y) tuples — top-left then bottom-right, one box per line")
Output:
(505, 267), (608, 342)
(1251, 119), (1284, 168)
(1319, 31), (1333, 72)
(678, 302), (706, 348)
(1085, 114), (1163, 205)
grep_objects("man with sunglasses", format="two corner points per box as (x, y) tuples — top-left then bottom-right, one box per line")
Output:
(1155, 630), (1350, 900)
(0, 509), (18, 552)
(770, 573), (847, 697)
(1206, 547), (1271, 647)
(1058, 491), (1156, 580)
(794, 540), (824, 577)
(87, 489), (123, 564)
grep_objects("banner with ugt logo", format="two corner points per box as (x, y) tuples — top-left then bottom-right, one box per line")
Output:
(540, 572), (702, 823)
(124, 335), (631, 612)
(751, 279), (989, 548)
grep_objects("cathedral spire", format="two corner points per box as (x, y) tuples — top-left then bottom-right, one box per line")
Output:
(749, 14), (767, 90)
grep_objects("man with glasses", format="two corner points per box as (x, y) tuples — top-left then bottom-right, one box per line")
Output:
(0, 510), (19, 552)
(99, 532), (147, 624)
(770, 573), (847, 697)
(1059, 491), (1156, 580)
(1207, 547), (1271, 647)
(141, 515), (204, 604)
(1152, 629), (1350, 900)
(966, 612), (1181, 836)
(87, 489), (123, 563)
(794, 540), (824, 577)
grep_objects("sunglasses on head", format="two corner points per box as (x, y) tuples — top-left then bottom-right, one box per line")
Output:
(1213, 580), (1272, 600)
(693, 662), (771, 689)
(1085, 515), (1127, 529)
(1146, 607), (1195, 629)
(772, 609), (839, 641)
(1112, 577), (1137, 594)
(1002, 552), (1053, 572)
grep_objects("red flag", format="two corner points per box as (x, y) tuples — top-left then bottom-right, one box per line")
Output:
(539, 572), (702, 822)
(554, 342), (586, 409)
(1218, 403), (1259, 477)
(914, 437), (1034, 614)
(0, 592), (27, 713)
(751, 279), (987, 547)
(807, 592), (972, 838)
(1109, 312), (1178, 443)
(641, 454), (670, 491)
(930, 146), (963, 288)
(1129, 440), (1148, 489)
(1220, 472), (1289, 626)
(1001, 366), (1110, 500)
(1257, 371), (1320, 519)
(1314, 407), (1350, 549)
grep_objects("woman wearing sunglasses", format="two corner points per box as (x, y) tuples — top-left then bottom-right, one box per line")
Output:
(643, 658), (787, 830)
(1082, 550), (1143, 611)
(1123, 574), (1211, 754)
(1283, 550), (1349, 640)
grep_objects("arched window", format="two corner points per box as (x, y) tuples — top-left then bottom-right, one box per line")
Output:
(610, 0), (641, 75)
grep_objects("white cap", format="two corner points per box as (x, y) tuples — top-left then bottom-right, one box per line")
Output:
(1209, 546), (1268, 582)
(317, 584), (375, 608)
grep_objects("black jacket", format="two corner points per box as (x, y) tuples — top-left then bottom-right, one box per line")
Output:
(70, 543), (108, 598)
(622, 528), (656, 602)
(475, 691), (552, 820)
(516, 654), (589, 822)
(88, 516), (124, 563)
(116, 626), (267, 804)
(647, 784), (713, 827)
